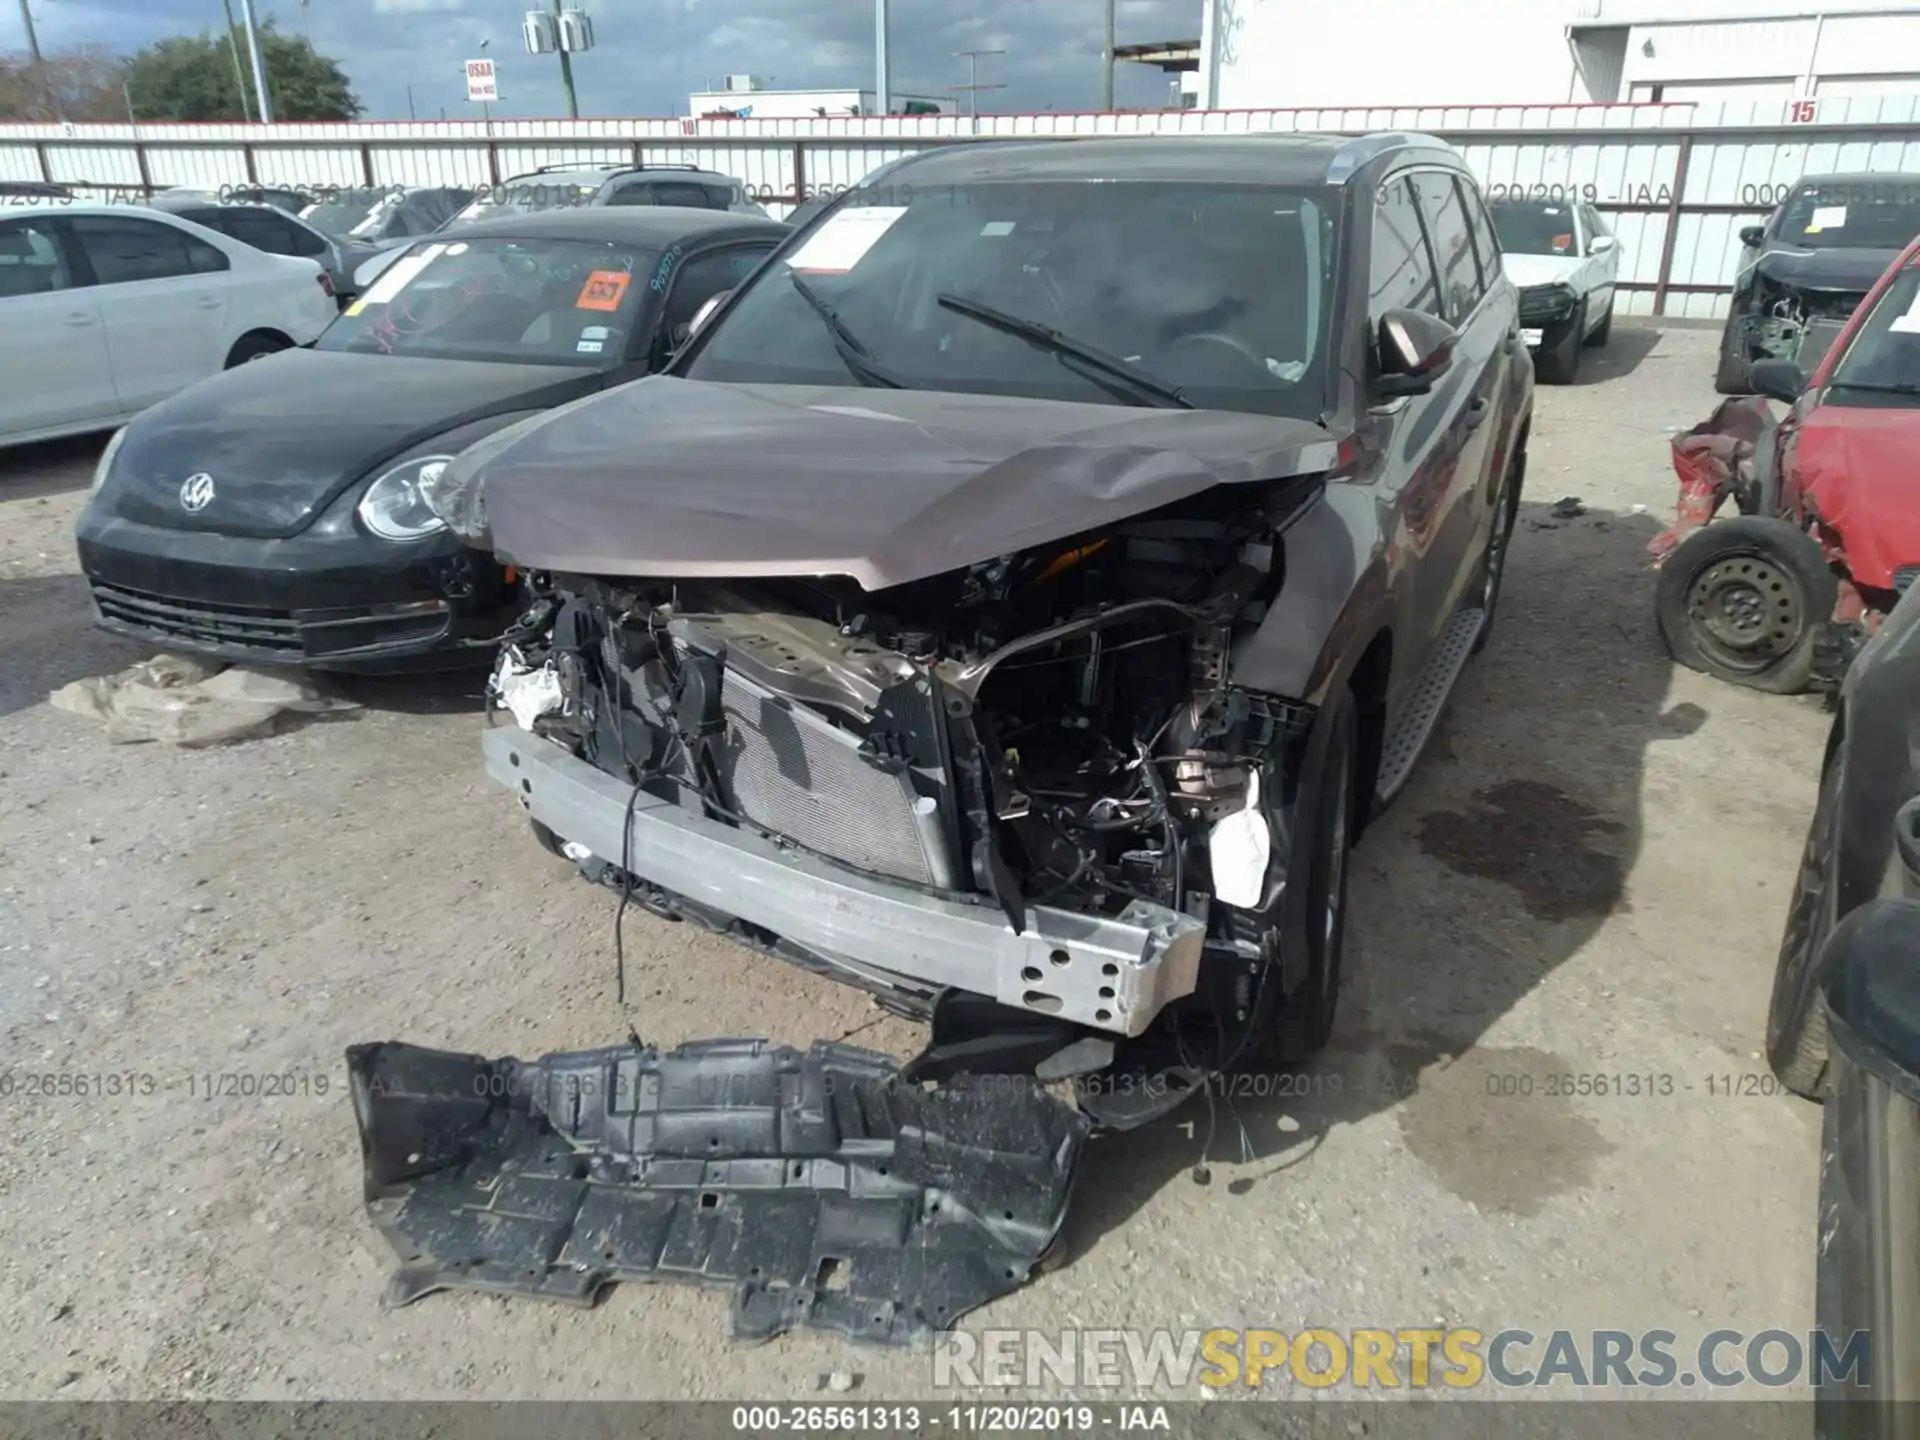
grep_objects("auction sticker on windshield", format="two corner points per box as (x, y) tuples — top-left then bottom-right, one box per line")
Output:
(786, 206), (908, 274)
(1808, 205), (1848, 233)
(576, 270), (632, 311)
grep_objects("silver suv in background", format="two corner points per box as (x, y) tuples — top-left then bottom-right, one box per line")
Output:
(442, 162), (769, 229)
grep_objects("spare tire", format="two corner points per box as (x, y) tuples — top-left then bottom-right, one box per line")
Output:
(1656, 516), (1837, 694)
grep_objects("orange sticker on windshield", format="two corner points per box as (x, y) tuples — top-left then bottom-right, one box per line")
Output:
(576, 270), (631, 311)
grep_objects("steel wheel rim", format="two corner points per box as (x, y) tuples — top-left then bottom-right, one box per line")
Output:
(1685, 551), (1805, 672)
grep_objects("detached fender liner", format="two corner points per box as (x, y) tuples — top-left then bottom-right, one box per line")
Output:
(347, 1038), (1089, 1344)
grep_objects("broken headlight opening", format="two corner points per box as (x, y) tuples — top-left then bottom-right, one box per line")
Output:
(1517, 282), (1579, 326)
(1742, 279), (1865, 371)
(496, 484), (1322, 1087)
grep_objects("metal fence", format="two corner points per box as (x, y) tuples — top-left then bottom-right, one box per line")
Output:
(6, 96), (1920, 319)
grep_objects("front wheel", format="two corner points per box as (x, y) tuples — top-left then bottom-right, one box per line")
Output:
(1266, 689), (1357, 1063)
(225, 331), (292, 367)
(1584, 296), (1614, 347)
(1534, 302), (1586, 384)
(1472, 440), (1525, 654)
(1714, 312), (1754, 395)
(1655, 516), (1837, 694)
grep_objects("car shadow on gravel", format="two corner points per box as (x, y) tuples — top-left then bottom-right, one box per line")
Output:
(1564, 323), (1663, 387)
(0, 569), (491, 725)
(1064, 500), (1702, 1251)
(0, 573), (148, 722)
(0, 431), (114, 501)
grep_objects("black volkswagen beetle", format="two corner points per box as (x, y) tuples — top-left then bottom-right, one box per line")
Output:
(76, 207), (786, 670)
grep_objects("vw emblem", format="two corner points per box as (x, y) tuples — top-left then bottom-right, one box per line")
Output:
(179, 473), (216, 512)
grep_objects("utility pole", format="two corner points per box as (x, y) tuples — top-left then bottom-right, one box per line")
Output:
(406, 84), (416, 121)
(237, 0), (275, 122)
(951, 48), (1006, 120)
(16, 0), (56, 120)
(552, 0), (579, 119)
(219, 0), (254, 122)
(873, 0), (890, 115)
(1100, 0), (1115, 110)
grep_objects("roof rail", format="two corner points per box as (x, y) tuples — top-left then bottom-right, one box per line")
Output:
(1325, 131), (1454, 183)
(532, 160), (630, 174)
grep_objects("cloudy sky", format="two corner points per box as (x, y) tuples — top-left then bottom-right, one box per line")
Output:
(22, 0), (1202, 118)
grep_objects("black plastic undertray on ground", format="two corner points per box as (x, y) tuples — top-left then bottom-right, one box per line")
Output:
(346, 1037), (1090, 1345)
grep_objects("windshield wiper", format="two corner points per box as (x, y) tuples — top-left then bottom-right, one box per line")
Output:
(1831, 377), (1920, 395)
(935, 292), (1194, 409)
(787, 271), (911, 390)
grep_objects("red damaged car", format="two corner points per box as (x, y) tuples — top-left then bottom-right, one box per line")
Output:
(1656, 234), (1920, 692)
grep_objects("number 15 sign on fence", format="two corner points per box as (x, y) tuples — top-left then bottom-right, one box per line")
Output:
(466, 58), (499, 104)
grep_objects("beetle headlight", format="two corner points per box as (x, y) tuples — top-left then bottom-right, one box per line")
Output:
(357, 454), (454, 540)
(89, 425), (128, 496)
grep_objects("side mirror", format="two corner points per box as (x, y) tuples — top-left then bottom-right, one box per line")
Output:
(1750, 357), (1807, 405)
(1371, 308), (1457, 399)
(687, 289), (732, 339)
(1588, 235), (1618, 257)
(1739, 224), (1767, 249)
(1822, 896), (1920, 1093)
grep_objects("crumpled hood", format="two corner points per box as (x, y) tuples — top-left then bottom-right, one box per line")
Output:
(102, 348), (595, 540)
(1794, 404), (1920, 591)
(1503, 253), (1584, 289)
(1750, 245), (1899, 296)
(469, 377), (1339, 590)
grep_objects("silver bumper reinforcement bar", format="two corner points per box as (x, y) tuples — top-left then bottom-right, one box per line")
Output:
(483, 728), (1205, 1037)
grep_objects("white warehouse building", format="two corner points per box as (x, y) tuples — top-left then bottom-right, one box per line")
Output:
(1199, 0), (1920, 108)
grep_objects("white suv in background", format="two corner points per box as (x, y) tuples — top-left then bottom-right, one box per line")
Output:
(1489, 196), (1622, 384)
(0, 205), (337, 447)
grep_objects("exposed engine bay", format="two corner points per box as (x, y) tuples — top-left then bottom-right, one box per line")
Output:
(495, 480), (1324, 1072)
(1742, 280), (1865, 371)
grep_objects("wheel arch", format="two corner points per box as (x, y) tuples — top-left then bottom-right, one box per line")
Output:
(224, 328), (295, 367)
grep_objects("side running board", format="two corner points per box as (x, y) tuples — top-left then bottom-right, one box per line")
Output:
(1374, 607), (1484, 803)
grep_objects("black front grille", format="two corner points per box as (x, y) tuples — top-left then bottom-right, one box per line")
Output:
(90, 582), (304, 654)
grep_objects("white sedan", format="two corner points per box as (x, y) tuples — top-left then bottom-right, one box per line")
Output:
(0, 203), (339, 447)
(1489, 196), (1623, 384)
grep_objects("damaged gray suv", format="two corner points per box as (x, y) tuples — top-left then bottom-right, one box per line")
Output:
(430, 133), (1533, 1116)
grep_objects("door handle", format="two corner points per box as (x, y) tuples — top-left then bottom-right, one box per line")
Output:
(64, 312), (95, 327)
(1463, 397), (1490, 432)
(196, 296), (223, 309)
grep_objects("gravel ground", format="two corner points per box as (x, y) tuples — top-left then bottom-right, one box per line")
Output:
(0, 324), (1833, 1403)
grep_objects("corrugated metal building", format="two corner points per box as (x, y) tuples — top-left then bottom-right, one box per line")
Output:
(1200, 0), (1920, 108)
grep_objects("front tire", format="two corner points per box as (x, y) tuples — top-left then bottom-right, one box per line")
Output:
(1472, 438), (1525, 654)
(1267, 689), (1357, 1063)
(1767, 750), (1843, 1098)
(1584, 296), (1614, 347)
(1655, 516), (1836, 694)
(1714, 311), (1754, 395)
(1534, 302), (1585, 384)
(225, 331), (292, 367)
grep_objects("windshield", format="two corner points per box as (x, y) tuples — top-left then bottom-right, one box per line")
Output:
(448, 178), (599, 227)
(683, 178), (1338, 419)
(1828, 268), (1920, 396)
(1489, 201), (1580, 257)
(1776, 181), (1920, 251)
(315, 236), (652, 366)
